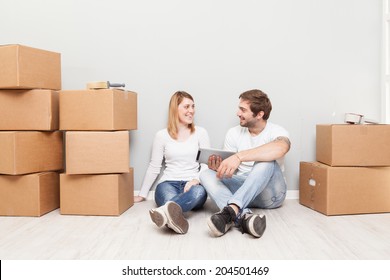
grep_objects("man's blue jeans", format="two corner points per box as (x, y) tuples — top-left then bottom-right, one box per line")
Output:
(199, 161), (287, 215)
(154, 180), (208, 213)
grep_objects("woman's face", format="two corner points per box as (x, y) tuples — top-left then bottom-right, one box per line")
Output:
(177, 97), (195, 125)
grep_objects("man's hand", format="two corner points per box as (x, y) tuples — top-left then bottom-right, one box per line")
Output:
(216, 154), (241, 179)
(208, 154), (222, 171)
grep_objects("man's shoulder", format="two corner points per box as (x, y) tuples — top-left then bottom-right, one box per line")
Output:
(227, 125), (248, 135)
(265, 122), (289, 137)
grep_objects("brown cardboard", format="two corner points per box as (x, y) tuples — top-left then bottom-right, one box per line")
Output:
(0, 131), (63, 175)
(0, 172), (60, 216)
(59, 89), (137, 131)
(65, 131), (130, 174)
(316, 124), (390, 166)
(60, 169), (134, 216)
(0, 89), (59, 130)
(299, 161), (390, 215)
(0, 44), (61, 90)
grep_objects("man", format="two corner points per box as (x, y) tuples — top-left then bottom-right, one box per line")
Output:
(200, 89), (290, 238)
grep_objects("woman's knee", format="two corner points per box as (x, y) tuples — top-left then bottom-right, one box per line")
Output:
(190, 185), (207, 201)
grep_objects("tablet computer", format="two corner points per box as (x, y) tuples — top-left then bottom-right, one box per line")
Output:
(196, 147), (235, 164)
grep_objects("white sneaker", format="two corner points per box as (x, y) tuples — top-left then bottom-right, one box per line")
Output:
(149, 207), (167, 228)
(149, 201), (188, 234)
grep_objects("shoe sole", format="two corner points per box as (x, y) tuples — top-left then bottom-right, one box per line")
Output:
(248, 215), (266, 238)
(207, 217), (224, 237)
(165, 202), (189, 234)
(149, 209), (166, 228)
(207, 216), (232, 237)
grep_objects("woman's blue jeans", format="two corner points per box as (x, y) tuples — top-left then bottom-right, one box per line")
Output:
(154, 180), (208, 213)
(199, 161), (287, 215)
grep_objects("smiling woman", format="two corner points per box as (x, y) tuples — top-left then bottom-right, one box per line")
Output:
(168, 91), (196, 141)
(134, 90), (211, 234)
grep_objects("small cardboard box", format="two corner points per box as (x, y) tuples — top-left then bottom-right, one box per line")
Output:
(0, 172), (60, 216)
(316, 124), (390, 166)
(65, 131), (130, 174)
(59, 89), (137, 131)
(60, 169), (134, 216)
(0, 44), (61, 90)
(0, 89), (59, 130)
(0, 131), (63, 175)
(299, 161), (390, 215)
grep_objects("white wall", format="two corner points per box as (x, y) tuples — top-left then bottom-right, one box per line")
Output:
(1, 0), (382, 191)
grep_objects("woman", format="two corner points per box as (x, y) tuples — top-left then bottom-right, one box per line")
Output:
(134, 91), (210, 234)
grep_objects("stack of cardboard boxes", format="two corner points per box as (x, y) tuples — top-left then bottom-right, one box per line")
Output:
(299, 124), (390, 215)
(0, 44), (63, 217)
(59, 88), (137, 215)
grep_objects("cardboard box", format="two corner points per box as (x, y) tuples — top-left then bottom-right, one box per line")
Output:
(0, 172), (60, 216)
(65, 131), (130, 174)
(316, 124), (390, 166)
(0, 131), (63, 175)
(59, 89), (137, 131)
(0, 44), (61, 90)
(299, 161), (390, 215)
(0, 89), (59, 130)
(60, 169), (134, 216)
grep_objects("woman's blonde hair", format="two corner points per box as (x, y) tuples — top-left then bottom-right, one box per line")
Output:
(167, 91), (195, 139)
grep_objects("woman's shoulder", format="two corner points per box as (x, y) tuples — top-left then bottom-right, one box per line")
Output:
(195, 126), (209, 135)
(155, 128), (170, 139)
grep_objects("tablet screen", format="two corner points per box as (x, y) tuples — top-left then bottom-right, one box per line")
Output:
(196, 148), (235, 164)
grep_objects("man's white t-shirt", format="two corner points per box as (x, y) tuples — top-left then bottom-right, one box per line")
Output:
(224, 122), (289, 177)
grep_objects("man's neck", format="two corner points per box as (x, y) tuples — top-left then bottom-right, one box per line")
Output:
(248, 120), (267, 136)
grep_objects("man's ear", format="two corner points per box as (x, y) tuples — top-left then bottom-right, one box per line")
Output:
(257, 111), (265, 120)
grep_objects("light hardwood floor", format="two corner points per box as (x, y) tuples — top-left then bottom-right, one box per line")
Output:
(1, 198), (389, 260)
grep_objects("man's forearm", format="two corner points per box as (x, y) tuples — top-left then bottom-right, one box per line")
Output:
(235, 136), (290, 162)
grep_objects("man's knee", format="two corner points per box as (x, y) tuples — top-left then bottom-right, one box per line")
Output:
(199, 169), (216, 184)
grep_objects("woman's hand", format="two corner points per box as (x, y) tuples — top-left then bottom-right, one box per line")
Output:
(184, 179), (200, 192)
(134, 195), (146, 203)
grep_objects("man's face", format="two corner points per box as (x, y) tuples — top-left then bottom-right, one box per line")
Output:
(236, 99), (259, 128)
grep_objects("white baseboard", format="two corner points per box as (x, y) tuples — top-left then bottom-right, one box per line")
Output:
(135, 190), (299, 200)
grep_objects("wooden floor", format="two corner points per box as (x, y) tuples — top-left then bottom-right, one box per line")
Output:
(1, 199), (389, 260)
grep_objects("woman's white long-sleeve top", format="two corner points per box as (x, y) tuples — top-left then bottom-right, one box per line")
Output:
(138, 126), (210, 198)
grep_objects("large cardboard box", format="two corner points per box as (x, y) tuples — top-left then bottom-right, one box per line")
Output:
(0, 89), (59, 130)
(299, 161), (390, 215)
(65, 131), (130, 174)
(0, 172), (60, 216)
(60, 169), (134, 216)
(59, 89), (137, 131)
(316, 124), (390, 166)
(0, 44), (61, 90)
(0, 131), (63, 175)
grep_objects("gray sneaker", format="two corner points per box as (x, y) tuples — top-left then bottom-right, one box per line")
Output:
(207, 206), (236, 237)
(238, 213), (266, 238)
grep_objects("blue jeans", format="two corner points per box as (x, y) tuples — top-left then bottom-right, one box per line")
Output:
(154, 180), (208, 213)
(199, 161), (287, 216)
